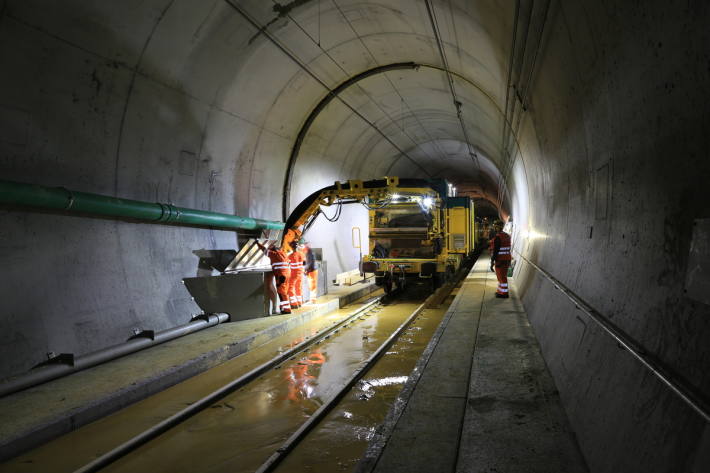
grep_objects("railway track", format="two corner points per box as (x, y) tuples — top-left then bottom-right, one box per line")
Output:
(73, 294), (433, 472)
(74, 296), (394, 473)
(6, 271), (467, 473)
(253, 298), (427, 473)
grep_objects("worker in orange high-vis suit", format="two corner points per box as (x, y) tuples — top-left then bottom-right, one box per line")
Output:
(288, 242), (305, 309)
(490, 220), (512, 298)
(303, 241), (318, 304)
(256, 241), (291, 314)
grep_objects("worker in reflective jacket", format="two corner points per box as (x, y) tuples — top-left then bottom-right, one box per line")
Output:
(256, 241), (292, 314)
(288, 242), (305, 309)
(490, 220), (512, 298)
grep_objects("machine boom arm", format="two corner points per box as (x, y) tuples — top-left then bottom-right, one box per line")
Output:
(279, 177), (437, 249)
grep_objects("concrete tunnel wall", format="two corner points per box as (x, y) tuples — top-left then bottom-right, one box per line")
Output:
(0, 1), (708, 472)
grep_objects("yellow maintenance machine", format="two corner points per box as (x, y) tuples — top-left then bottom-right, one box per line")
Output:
(281, 177), (476, 294)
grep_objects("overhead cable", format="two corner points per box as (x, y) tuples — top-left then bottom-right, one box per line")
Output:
(331, 0), (450, 164)
(497, 0), (551, 207)
(279, 0), (443, 172)
(225, 0), (431, 178)
(424, 0), (481, 173)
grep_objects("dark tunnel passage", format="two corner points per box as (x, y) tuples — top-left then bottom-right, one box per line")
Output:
(0, 1), (708, 472)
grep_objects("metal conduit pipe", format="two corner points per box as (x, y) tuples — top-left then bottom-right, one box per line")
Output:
(0, 180), (284, 231)
(0, 313), (229, 398)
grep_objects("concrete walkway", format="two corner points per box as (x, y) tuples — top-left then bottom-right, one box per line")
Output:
(358, 255), (588, 473)
(0, 281), (376, 462)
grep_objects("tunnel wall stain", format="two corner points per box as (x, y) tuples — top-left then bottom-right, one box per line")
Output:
(515, 1), (710, 472)
(0, 2), (708, 472)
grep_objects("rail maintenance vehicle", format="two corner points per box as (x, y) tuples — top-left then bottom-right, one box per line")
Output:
(279, 176), (480, 294)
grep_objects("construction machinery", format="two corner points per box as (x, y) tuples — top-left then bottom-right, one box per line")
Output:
(281, 177), (477, 294)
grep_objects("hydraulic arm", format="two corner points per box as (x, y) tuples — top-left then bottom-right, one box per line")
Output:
(281, 176), (476, 294)
(280, 177), (438, 249)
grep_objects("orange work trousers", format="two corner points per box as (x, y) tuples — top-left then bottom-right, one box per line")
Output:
(288, 270), (304, 307)
(274, 270), (291, 312)
(306, 270), (318, 303)
(494, 262), (510, 296)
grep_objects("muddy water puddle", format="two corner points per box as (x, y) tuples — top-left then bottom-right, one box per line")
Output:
(100, 301), (422, 473)
(2, 288), (456, 473)
(274, 303), (452, 472)
(1, 297), (380, 473)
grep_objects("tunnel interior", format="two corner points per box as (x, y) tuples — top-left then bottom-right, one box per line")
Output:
(0, 1), (709, 471)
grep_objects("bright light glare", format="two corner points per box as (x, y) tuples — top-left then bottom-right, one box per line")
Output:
(391, 193), (401, 200)
(422, 197), (433, 207)
(521, 229), (547, 240)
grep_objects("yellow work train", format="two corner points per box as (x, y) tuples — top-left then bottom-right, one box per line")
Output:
(360, 178), (478, 292)
(282, 176), (482, 294)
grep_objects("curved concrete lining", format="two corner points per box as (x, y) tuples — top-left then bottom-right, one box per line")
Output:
(0, 1), (708, 471)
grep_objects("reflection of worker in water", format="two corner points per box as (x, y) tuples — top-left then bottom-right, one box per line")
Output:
(284, 351), (325, 402)
(303, 240), (318, 304)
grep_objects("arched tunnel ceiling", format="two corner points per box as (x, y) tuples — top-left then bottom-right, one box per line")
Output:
(13, 0), (517, 217)
(2, 4), (709, 470)
(293, 66), (507, 198)
(216, 0), (516, 214)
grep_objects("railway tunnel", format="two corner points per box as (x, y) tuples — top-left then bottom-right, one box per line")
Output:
(0, 1), (708, 472)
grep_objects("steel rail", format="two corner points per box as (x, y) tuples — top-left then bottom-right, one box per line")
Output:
(255, 300), (428, 473)
(517, 252), (710, 423)
(73, 297), (383, 473)
(356, 257), (479, 473)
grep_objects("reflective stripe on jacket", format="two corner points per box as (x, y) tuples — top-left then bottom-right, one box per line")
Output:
(493, 232), (512, 262)
(267, 249), (291, 274)
(289, 250), (305, 272)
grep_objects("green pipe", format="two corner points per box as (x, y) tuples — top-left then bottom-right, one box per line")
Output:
(0, 180), (284, 231)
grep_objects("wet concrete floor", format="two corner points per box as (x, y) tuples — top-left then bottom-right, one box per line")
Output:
(275, 294), (454, 472)
(1, 285), (456, 473)
(1, 297), (379, 472)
